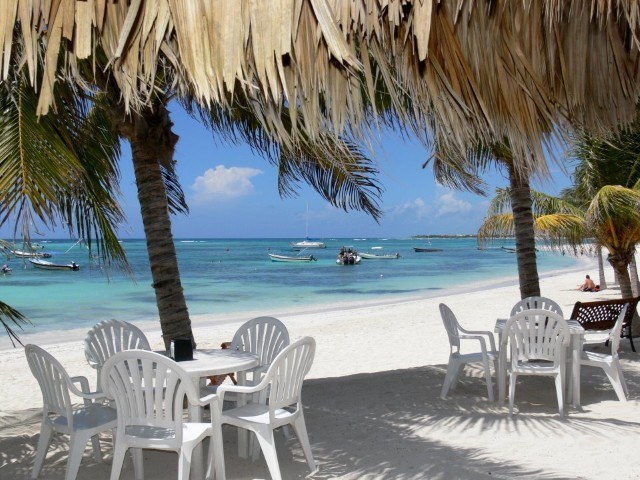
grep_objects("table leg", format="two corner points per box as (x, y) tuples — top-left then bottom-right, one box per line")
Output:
(236, 371), (250, 459)
(572, 335), (582, 408)
(189, 378), (205, 480)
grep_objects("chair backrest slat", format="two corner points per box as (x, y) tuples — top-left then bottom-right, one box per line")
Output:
(610, 305), (628, 355)
(232, 316), (290, 366)
(505, 310), (569, 365)
(510, 296), (563, 317)
(25, 345), (75, 428)
(101, 351), (196, 445)
(261, 337), (315, 417)
(439, 304), (461, 351)
(85, 320), (151, 385)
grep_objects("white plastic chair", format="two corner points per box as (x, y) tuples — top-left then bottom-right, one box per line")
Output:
(439, 303), (497, 401)
(218, 337), (316, 480)
(510, 296), (563, 317)
(101, 350), (224, 480)
(84, 319), (151, 390)
(581, 305), (629, 401)
(503, 309), (570, 416)
(25, 344), (117, 480)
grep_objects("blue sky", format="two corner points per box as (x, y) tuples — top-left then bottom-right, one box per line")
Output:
(5, 103), (575, 240)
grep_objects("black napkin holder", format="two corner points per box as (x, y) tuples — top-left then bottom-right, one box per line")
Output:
(170, 338), (193, 362)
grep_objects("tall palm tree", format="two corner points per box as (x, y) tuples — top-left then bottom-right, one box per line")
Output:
(432, 141), (556, 298)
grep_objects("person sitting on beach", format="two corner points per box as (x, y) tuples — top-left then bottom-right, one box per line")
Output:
(578, 275), (597, 292)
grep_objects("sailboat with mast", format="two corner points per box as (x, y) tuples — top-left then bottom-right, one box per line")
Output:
(290, 204), (326, 249)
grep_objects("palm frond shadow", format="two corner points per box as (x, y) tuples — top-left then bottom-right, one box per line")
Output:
(2, 358), (639, 479)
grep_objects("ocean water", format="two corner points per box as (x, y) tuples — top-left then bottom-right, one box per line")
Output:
(0, 237), (578, 335)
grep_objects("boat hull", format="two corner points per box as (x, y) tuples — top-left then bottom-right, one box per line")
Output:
(413, 248), (443, 252)
(290, 241), (326, 250)
(12, 250), (52, 258)
(29, 259), (79, 270)
(360, 252), (399, 259)
(336, 255), (361, 265)
(268, 254), (316, 263)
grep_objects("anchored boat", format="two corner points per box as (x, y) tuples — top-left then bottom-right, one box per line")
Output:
(360, 246), (400, 259)
(30, 259), (80, 271)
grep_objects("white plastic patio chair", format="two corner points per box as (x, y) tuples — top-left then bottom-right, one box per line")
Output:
(439, 303), (497, 401)
(503, 309), (570, 416)
(25, 344), (117, 480)
(84, 319), (151, 390)
(581, 305), (629, 401)
(218, 337), (316, 480)
(510, 296), (563, 317)
(100, 350), (224, 480)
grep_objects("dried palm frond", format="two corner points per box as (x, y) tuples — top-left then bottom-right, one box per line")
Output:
(2, 1), (640, 177)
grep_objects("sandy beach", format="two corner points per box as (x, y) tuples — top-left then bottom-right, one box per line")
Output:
(1, 255), (639, 479)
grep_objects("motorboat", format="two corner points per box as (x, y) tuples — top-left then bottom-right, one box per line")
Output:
(413, 247), (443, 252)
(290, 239), (326, 250)
(360, 246), (400, 259)
(1, 265), (11, 275)
(29, 259), (80, 271)
(268, 253), (317, 263)
(336, 247), (361, 265)
(12, 249), (52, 258)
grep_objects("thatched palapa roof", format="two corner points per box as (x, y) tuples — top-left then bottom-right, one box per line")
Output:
(2, 1), (640, 170)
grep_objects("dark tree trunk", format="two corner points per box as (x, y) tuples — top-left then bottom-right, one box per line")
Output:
(508, 164), (540, 299)
(608, 249), (634, 298)
(110, 100), (193, 349)
(596, 245), (608, 290)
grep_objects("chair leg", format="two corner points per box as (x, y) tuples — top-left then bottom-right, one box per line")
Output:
(291, 414), (316, 472)
(110, 443), (127, 480)
(604, 364), (628, 402)
(206, 427), (225, 480)
(65, 431), (90, 480)
(617, 362), (629, 397)
(31, 422), (53, 479)
(252, 426), (282, 480)
(508, 373), (517, 415)
(554, 373), (565, 417)
(482, 355), (494, 402)
(177, 447), (193, 480)
(90, 434), (102, 462)
(132, 448), (144, 480)
(440, 359), (461, 399)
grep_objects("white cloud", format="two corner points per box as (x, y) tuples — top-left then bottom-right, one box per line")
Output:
(433, 190), (472, 216)
(388, 198), (430, 219)
(191, 165), (262, 203)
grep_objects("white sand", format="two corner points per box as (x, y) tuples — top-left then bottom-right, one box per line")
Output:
(1, 256), (639, 479)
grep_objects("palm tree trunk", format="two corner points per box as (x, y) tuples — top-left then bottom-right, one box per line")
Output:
(596, 245), (607, 290)
(608, 250), (634, 298)
(508, 165), (540, 298)
(629, 253), (640, 296)
(111, 101), (193, 349)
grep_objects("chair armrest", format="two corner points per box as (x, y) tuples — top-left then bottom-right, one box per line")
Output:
(459, 328), (497, 352)
(458, 334), (490, 355)
(68, 376), (108, 402)
(217, 383), (263, 404)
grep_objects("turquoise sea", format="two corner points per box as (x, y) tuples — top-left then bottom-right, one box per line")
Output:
(0, 237), (578, 336)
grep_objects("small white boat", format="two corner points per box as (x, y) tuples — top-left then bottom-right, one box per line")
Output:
(290, 240), (326, 250)
(30, 259), (80, 271)
(12, 250), (52, 258)
(268, 253), (317, 263)
(336, 247), (361, 265)
(360, 247), (400, 260)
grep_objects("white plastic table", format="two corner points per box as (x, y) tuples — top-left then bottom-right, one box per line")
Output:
(494, 319), (585, 409)
(157, 348), (259, 480)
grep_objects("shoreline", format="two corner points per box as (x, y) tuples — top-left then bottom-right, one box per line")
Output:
(3, 255), (594, 351)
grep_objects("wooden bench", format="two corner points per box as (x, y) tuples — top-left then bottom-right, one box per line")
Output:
(570, 296), (639, 352)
